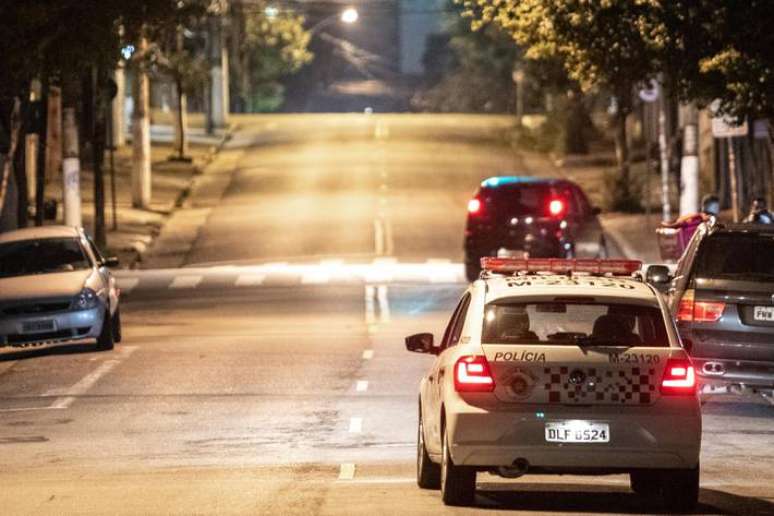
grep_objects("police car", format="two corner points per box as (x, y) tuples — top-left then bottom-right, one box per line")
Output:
(406, 258), (701, 509)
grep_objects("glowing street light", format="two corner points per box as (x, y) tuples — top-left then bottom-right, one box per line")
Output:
(264, 5), (279, 19)
(340, 7), (358, 24)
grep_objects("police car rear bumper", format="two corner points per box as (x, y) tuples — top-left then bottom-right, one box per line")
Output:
(446, 398), (701, 470)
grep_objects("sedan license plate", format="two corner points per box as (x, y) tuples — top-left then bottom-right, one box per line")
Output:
(753, 306), (774, 322)
(21, 320), (56, 334)
(545, 421), (610, 443)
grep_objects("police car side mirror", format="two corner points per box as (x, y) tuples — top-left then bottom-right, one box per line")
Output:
(646, 265), (671, 286)
(405, 333), (435, 354)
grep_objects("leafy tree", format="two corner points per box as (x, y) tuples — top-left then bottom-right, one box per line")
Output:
(231, 2), (312, 113)
(462, 0), (663, 201)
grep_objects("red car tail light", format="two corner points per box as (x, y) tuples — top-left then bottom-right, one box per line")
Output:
(548, 198), (566, 217)
(467, 198), (482, 215)
(676, 289), (725, 322)
(454, 355), (495, 392)
(660, 359), (696, 395)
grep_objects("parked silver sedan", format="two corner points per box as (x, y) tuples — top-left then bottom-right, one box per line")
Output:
(0, 226), (122, 351)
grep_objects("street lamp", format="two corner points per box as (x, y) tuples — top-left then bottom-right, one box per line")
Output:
(340, 7), (358, 24)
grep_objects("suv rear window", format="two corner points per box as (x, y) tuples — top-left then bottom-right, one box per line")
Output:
(485, 184), (575, 217)
(482, 301), (669, 347)
(694, 233), (774, 280)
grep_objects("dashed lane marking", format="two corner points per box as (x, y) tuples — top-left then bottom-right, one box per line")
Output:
(362, 349), (374, 360)
(377, 285), (390, 323)
(118, 278), (139, 295)
(235, 274), (266, 287)
(169, 275), (203, 289)
(47, 346), (138, 410)
(338, 463), (356, 480)
(348, 417), (363, 433)
(356, 381), (369, 392)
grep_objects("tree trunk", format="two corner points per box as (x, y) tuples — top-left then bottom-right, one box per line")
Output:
(62, 106), (82, 227)
(173, 77), (189, 160)
(46, 85), (63, 183)
(614, 109), (631, 192)
(35, 75), (49, 226)
(132, 35), (152, 209)
(0, 98), (23, 222)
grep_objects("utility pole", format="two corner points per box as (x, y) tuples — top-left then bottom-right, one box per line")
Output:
(132, 35), (152, 209)
(62, 107), (82, 227)
(209, 12), (229, 131)
(679, 104), (699, 215)
(657, 81), (671, 222)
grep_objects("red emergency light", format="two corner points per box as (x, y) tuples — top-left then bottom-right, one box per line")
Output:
(480, 257), (642, 276)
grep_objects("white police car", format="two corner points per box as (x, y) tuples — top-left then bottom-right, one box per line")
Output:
(406, 258), (701, 509)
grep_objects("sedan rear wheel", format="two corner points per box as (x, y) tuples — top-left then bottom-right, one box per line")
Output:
(440, 425), (475, 506)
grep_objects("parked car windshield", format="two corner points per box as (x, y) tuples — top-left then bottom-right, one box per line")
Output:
(0, 238), (91, 278)
(482, 301), (669, 347)
(694, 233), (774, 280)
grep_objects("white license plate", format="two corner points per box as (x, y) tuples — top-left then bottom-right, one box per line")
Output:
(753, 306), (774, 322)
(545, 421), (610, 443)
(21, 320), (56, 334)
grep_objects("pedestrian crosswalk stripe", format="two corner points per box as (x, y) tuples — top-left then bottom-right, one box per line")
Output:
(169, 275), (203, 289)
(235, 274), (266, 287)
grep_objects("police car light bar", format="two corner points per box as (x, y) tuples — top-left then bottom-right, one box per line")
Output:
(481, 257), (643, 276)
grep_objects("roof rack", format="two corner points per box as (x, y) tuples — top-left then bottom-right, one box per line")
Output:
(480, 257), (642, 277)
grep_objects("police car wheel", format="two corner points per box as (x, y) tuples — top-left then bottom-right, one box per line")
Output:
(660, 465), (699, 512)
(629, 470), (660, 496)
(416, 413), (440, 489)
(440, 426), (475, 506)
(112, 307), (122, 343)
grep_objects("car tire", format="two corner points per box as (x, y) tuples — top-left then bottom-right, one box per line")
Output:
(112, 307), (122, 344)
(440, 425), (475, 506)
(630, 470), (660, 497)
(96, 310), (115, 351)
(417, 410), (441, 489)
(465, 260), (481, 283)
(660, 465), (699, 512)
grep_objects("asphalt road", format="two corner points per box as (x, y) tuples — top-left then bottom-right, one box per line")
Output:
(1, 115), (772, 515)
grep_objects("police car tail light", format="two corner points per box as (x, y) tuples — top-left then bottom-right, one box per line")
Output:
(660, 359), (696, 395)
(455, 355), (495, 392)
(480, 257), (642, 276)
(468, 197), (483, 215)
(676, 289), (725, 322)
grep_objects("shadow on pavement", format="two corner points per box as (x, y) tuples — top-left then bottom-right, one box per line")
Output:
(0, 342), (101, 362)
(471, 482), (774, 515)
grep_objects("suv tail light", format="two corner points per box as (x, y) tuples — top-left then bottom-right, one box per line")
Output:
(454, 355), (495, 392)
(660, 359), (696, 395)
(676, 289), (725, 322)
(548, 198), (566, 217)
(467, 197), (482, 215)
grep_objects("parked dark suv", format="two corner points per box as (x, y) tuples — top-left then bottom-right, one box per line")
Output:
(464, 176), (607, 281)
(655, 222), (774, 392)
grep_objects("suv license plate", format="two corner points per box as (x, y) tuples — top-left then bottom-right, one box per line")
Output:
(753, 306), (774, 322)
(21, 320), (56, 334)
(545, 421), (610, 443)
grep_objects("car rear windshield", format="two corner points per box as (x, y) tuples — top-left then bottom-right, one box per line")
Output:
(486, 184), (575, 217)
(0, 238), (91, 278)
(482, 301), (669, 347)
(693, 233), (774, 281)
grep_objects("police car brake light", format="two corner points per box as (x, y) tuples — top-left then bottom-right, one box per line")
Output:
(660, 359), (696, 395)
(480, 257), (642, 276)
(455, 355), (495, 392)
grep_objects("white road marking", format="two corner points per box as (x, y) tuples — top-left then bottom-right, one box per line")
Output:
(356, 380), (369, 392)
(364, 286), (376, 326)
(373, 218), (385, 256)
(118, 278), (140, 294)
(377, 285), (390, 323)
(301, 272), (330, 285)
(169, 275), (203, 289)
(338, 463), (356, 480)
(348, 417), (363, 433)
(48, 346), (137, 410)
(362, 349), (374, 360)
(235, 274), (266, 287)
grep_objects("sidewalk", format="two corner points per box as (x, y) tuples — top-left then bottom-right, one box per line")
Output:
(45, 127), (230, 268)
